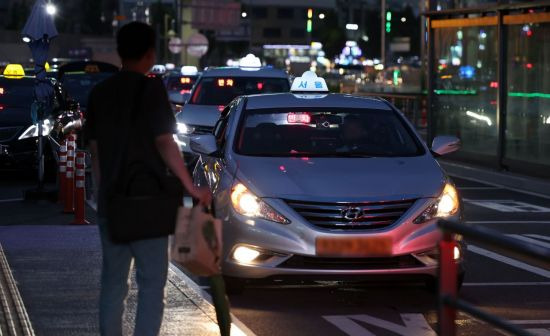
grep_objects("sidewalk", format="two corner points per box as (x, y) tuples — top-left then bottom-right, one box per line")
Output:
(439, 159), (550, 198)
(0, 199), (227, 336)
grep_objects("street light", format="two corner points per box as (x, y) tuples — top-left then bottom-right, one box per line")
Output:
(45, 3), (56, 16)
(346, 23), (358, 30)
(318, 13), (325, 19)
(241, 11), (247, 18)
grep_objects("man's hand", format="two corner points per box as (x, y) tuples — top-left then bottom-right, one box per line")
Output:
(190, 186), (212, 205)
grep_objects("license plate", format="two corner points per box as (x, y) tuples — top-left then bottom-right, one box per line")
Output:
(316, 236), (393, 257)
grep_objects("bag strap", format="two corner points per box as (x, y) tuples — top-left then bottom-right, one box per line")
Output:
(111, 76), (148, 191)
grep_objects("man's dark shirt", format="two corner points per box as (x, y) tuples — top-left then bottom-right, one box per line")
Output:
(84, 70), (176, 215)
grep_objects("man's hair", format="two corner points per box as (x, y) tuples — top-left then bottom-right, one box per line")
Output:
(117, 22), (156, 61)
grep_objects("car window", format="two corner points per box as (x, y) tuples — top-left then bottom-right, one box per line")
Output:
(235, 107), (424, 157)
(165, 75), (197, 92)
(0, 78), (36, 108)
(214, 100), (239, 149)
(61, 72), (113, 108)
(190, 76), (289, 106)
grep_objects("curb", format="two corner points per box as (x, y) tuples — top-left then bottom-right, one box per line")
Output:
(439, 160), (550, 199)
(0, 243), (35, 336)
(169, 265), (256, 336)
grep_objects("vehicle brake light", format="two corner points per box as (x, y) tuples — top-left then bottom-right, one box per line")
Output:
(218, 105), (225, 112)
(180, 89), (191, 94)
(0, 104), (4, 110)
(490, 81), (498, 88)
(180, 77), (191, 84)
(257, 82), (263, 90)
(287, 112), (311, 124)
(147, 74), (156, 78)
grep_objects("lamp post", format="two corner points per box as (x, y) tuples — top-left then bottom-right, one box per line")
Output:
(22, 0), (58, 200)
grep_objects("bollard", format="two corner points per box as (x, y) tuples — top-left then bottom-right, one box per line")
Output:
(438, 232), (458, 336)
(63, 134), (76, 213)
(57, 141), (67, 204)
(72, 151), (89, 225)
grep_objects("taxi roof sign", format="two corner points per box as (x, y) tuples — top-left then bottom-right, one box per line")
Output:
(290, 71), (329, 93)
(3, 64), (25, 78)
(239, 54), (262, 69)
(181, 65), (198, 76)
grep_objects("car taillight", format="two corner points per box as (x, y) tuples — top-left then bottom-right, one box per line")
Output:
(0, 104), (4, 110)
(180, 89), (191, 94)
(218, 105), (225, 112)
(257, 82), (263, 90)
(287, 112), (311, 124)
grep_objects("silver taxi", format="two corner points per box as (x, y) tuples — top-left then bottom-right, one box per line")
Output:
(190, 71), (464, 292)
(174, 54), (290, 164)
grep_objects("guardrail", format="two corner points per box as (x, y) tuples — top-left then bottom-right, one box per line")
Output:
(437, 219), (550, 336)
(344, 90), (428, 140)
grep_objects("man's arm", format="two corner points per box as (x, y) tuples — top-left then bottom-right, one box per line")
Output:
(155, 134), (211, 204)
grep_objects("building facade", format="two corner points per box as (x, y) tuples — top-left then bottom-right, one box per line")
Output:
(426, 1), (550, 178)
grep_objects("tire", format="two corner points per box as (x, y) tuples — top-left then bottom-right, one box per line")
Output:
(223, 276), (246, 295)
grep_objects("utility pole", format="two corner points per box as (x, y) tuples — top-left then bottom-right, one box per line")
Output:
(381, 0), (386, 66)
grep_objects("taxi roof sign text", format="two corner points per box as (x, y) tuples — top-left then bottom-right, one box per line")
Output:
(3, 64), (25, 78)
(290, 71), (329, 93)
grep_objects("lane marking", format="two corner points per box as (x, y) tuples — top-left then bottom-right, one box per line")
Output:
(464, 199), (550, 212)
(466, 221), (550, 224)
(448, 173), (550, 200)
(0, 198), (24, 203)
(464, 282), (550, 286)
(508, 234), (550, 249)
(468, 245), (550, 279)
(458, 187), (500, 190)
(323, 313), (436, 336)
(526, 234), (550, 243)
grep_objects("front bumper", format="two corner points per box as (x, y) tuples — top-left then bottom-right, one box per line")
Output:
(219, 198), (464, 280)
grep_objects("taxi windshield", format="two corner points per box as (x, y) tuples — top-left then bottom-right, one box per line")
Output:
(0, 78), (35, 108)
(235, 108), (424, 157)
(190, 77), (289, 106)
(165, 75), (197, 92)
(61, 72), (113, 108)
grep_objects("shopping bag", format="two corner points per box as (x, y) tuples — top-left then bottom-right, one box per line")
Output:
(171, 205), (222, 276)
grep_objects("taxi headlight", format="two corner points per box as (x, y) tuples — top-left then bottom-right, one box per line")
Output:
(231, 182), (290, 224)
(414, 183), (460, 224)
(177, 122), (195, 135)
(18, 120), (53, 140)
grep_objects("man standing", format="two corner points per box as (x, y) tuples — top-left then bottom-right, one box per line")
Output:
(84, 22), (211, 336)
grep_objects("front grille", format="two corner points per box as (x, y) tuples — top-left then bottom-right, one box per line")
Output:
(280, 255), (423, 270)
(191, 124), (214, 135)
(0, 127), (21, 142)
(286, 199), (416, 231)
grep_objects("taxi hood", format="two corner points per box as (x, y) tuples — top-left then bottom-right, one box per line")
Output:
(176, 104), (221, 127)
(235, 155), (446, 202)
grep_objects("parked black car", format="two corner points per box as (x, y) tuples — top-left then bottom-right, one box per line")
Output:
(0, 69), (82, 174)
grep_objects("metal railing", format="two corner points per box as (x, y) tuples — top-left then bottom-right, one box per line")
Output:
(437, 220), (550, 336)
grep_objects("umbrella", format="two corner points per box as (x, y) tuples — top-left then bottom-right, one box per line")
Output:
(22, 0), (58, 194)
(202, 215), (232, 336)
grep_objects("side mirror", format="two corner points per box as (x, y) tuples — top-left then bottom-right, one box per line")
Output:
(431, 136), (461, 156)
(190, 134), (219, 156)
(169, 91), (190, 105)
